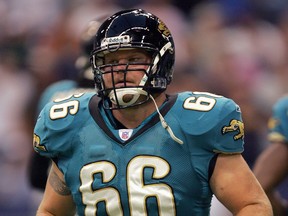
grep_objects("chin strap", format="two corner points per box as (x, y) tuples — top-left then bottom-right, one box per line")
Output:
(109, 69), (149, 107)
(149, 95), (183, 145)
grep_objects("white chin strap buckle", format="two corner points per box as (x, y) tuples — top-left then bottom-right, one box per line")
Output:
(108, 88), (148, 107)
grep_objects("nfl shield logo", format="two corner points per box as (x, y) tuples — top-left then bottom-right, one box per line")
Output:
(119, 129), (133, 141)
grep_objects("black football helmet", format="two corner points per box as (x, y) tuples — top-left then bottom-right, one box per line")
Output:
(91, 9), (175, 109)
(75, 15), (108, 88)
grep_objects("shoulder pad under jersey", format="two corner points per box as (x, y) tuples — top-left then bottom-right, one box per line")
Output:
(33, 92), (96, 158)
(175, 91), (244, 153)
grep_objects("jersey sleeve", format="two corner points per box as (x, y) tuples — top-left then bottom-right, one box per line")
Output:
(33, 103), (71, 159)
(33, 93), (93, 159)
(176, 92), (244, 185)
(213, 98), (244, 153)
(267, 96), (288, 143)
(33, 106), (56, 158)
(179, 92), (245, 154)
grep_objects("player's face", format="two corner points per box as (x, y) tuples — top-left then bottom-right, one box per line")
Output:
(102, 49), (151, 89)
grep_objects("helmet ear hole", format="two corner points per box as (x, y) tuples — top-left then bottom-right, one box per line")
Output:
(149, 42), (175, 89)
(162, 53), (174, 85)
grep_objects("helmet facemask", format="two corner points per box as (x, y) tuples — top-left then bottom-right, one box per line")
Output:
(92, 48), (161, 109)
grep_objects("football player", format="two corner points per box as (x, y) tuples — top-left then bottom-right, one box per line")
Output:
(253, 95), (288, 215)
(33, 9), (272, 215)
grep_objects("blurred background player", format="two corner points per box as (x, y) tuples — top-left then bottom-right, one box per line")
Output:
(29, 16), (106, 190)
(253, 95), (288, 216)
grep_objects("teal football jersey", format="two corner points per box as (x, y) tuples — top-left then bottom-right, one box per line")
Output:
(268, 95), (288, 144)
(33, 91), (244, 215)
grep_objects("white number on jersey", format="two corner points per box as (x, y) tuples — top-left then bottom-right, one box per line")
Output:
(79, 155), (176, 215)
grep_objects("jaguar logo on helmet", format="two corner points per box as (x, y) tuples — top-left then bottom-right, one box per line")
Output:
(158, 21), (171, 37)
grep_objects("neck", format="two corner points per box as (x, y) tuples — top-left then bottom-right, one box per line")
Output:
(112, 93), (167, 128)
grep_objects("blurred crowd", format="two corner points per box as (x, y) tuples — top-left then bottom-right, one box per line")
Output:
(1, 0), (288, 215)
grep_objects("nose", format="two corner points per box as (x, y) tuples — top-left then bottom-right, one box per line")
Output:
(114, 59), (128, 72)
